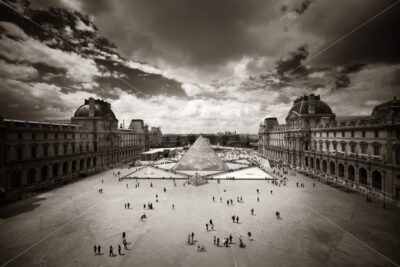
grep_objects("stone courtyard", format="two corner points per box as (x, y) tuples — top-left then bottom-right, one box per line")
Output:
(0, 162), (399, 267)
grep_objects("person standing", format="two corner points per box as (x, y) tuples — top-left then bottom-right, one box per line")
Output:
(97, 245), (101, 255)
(94, 245), (97, 255)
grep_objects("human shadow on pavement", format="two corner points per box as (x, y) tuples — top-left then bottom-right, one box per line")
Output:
(0, 196), (46, 219)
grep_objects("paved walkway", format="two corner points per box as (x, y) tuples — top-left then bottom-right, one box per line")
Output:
(0, 165), (399, 267)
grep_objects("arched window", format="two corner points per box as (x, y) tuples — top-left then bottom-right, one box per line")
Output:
(87, 158), (91, 169)
(10, 171), (22, 189)
(41, 166), (49, 181)
(72, 161), (77, 173)
(322, 160), (327, 172)
(304, 156), (309, 167)
(93, 157), (97, 167)
(316, 159), (320, 170)
(80, 159), (84, 170)
(310, 157), (314, 168)
(396, 146), (400, 164)
(63, 162), (69, 175)
(52, 163), (59, 178)
(330, 162), (336, 175)
(338, 163), (344, 178)
(372, 170), (382, 190)
(27, 168), (36, 184)
(359, 167), (368, 185)
(347, 165), (355, 181)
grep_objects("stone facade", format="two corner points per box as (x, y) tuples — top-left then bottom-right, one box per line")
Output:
(0, 98), (149, 201)
(258, 94), (400, 201)
(149, 127), (162, 147)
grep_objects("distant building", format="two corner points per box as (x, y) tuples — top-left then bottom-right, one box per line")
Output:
(0, 98), (149, 202)
(149, 127), (162, 147)
(258, 94), (400, 201)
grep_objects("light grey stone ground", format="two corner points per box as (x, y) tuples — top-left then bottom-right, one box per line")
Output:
(0, 165), (399, 267)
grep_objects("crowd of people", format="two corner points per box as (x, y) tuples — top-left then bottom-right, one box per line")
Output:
(93, 154), (319, 259)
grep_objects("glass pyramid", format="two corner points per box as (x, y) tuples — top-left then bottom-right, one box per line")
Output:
(174, 136), (229, 171)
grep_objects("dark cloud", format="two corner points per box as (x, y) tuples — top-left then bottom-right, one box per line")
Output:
(275, 45), (309, 75)
(298, 0), (400, 66)
(294, 0), (316, 14)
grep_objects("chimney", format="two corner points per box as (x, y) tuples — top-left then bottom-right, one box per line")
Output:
(308, 94), (316, 115)
(88, 97), (95, 117)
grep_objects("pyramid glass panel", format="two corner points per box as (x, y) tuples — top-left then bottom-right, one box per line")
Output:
(174, 136), (229, 171)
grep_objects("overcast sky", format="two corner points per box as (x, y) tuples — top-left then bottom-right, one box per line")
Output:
(0, 0), (399, 133)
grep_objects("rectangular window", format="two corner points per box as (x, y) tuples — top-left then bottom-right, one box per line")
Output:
(31, 146), (37, 158)
(333, 142), (337, 151)
(32, 133), (36, 140)
(333, 131), (336, 137)
(341, 143), (346, 152)
(351, 131), (355, 138)
(374, 130), (379, 138)
(17, 147), (23, 160)
(350, 143), (356, 153)
(18, 133), (23, 140)
(43, 146), (48, 157)
(361, 143), (368, 154)
(342, 131), (345, 137)
(373, 144), (380, 156)
(362, 131), (366, 138)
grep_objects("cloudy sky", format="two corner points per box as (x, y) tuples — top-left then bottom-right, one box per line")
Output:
(0, 0), (399, 133)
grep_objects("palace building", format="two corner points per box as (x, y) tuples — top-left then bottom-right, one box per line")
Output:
(258, 94), (400, 201)
(0, 98), (149, 202)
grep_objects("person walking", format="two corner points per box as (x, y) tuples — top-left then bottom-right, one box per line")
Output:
(214, 236), (216, 245)
(94, 245), (97, 255)
(206, 224), (209, 231)
(118, 245), (122, 255)
(109, 246), (114, 257)
(232, 215), (235, 223)
(251, 208), (254, 215)
(229, 234), (233, 244)
(236, 216), (239, 223)
(172, 204), (175, 210)
(97, 245), (101, 255)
